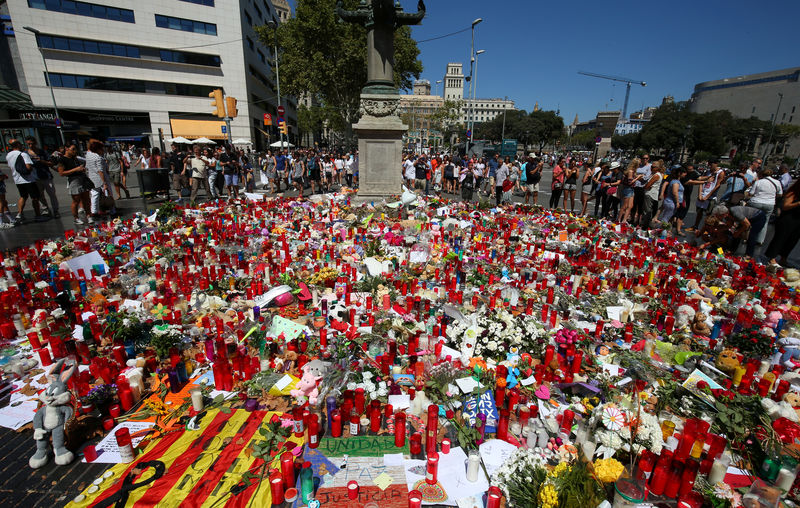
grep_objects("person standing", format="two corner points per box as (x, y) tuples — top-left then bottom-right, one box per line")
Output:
(222, 149), (240, 200)
(0, 166), (11, 227)
(307, 150), (322, 194)
(562, 160), (579, 213)
(167, 144), (185, 202)
(85, 140), (113, 219)
(657, 165), (686, 225)
(674, 163), (706, 236)
(486, 154), (499, 194)
(26, 136), (59, 218)
(5, 139), (46, 223)
(632, 154), (652, 225)
(549, 157), (565, 209)
(403, 155), (416, 190)
(275, 149), (287, 192)
(148, 147), (163, 169)
(745, 168), (782, 245)
(691, 161), (725, 231)
(593, 163), (610, 217)
(291, 152), (305, 197)
(640, 160), (664, 230)
(57, 143), (92, 225)
(186, 146), (212, 203)
(495, 158), (509, 206)
(525, 157), (542, 206)
(765, 178), (800, 266)
(579, 160), (597, 215)
(105, 145), (128, 201)
(617, 159), (642, 224)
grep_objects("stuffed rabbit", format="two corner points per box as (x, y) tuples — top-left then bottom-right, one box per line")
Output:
(30, 358), (76, 469)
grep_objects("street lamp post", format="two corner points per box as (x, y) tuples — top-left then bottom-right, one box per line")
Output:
(23, 26), (65, 145)
(466, 18), (482, 151)
(762, 92), (784, 163)
(435, 79), (442, 98)
(472, 49), (485, 142)
(267, 21), (283, 150)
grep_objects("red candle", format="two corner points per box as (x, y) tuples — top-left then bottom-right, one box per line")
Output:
(494, 386), (505, 409)
(519, 405), (531, 428)
(319, 328), (327, 348)
(497, 409), (510, 441)
(308, 414), (320, 449)
(543, 345), (555, 368)
(370, 406), (381, 434)
(594, 319), (604, 338)
(410, 432), (422, 456)
(441, 438), (451, 454)
(408, 490), (423, 508)
(541, 304), (549, 322)
(426, 405), (438, 455)
(27, 332), (41, 349)
(486, 490), (502, 508)
(118, 387), (134, 412)
(649, 463), (669, 496)
(269, 474), (285, 504)
(37, 348), (52, 367)
(664, 461), (684, 498)
(83, 444), (98, 463)
(395, 412), (407, 447)
(560, 409), (575, 435)
(571, 350), (583, 374)
(664, 315), (675, 335)
(115, 427), (134, 463)
(426, 452), (439, 484)
(102, 416), (115, 431)
(280, 452), (295, 487)
(347, 480), (359, 499)
(331, 410), (342, 438)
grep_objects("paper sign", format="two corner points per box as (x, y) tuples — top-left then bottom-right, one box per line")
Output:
(558, 230), (568, 242)
(455, 377), (482, 394)
(0, 400), (39, 430)
(682, 369), (723, 406)
(520, 376), (536, 387)
(409, 250), (428, 264)
(373, 472), (394, 490)
(479, 439), (517, 477)
(383, 453), (405, 467)
(268, 316), (309, 342)
(606, 306), (624, 321)
(244, 192), (265, 201)
(463, 390), (498, 432)
(61, 250), (109, 278)
(387, 394), (411, 411)
(87, 421), (155, 463)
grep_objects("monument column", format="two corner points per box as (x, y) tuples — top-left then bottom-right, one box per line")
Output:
(337, 0), (425, 199)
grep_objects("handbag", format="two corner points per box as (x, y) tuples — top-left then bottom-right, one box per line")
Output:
(502, 179), (514, 192)
(606, 186), (618, 196)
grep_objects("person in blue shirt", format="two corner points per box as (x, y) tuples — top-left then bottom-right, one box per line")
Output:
(485, 154), (499, 194)
(275, 150), (287, 192)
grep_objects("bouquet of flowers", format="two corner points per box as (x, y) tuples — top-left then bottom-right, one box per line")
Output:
(445, 308), (549, 363)
(588, 402), (663, 456)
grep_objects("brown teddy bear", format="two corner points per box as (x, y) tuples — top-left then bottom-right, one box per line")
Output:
(715, 348), (741, 376)
(782, 391), (800, 421)
(691, 313), (711, 337)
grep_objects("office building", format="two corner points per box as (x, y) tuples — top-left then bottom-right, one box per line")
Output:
(440, 63), (514, 125)
(2, 0), (294, 151)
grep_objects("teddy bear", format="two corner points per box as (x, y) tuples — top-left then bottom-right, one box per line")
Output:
(782, 391), (800, 421)
(715, 348), (741, 376)
(691, 312), (711, 337)
(290, 365), (322, 405)
(765, 310), (783, 330)
(675, 305), (696, 329)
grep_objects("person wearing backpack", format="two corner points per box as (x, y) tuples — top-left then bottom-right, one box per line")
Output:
(5, 139), (46, 223)
(746, 168), (783, 245)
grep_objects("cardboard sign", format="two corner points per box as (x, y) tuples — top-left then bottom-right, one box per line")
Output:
(462, 389), (499, 433)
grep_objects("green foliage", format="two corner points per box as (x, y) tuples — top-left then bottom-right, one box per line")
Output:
(725, 326), (773, 358)
(257, 0), (423, 131)
(611, 132), (641, 152)
(156, 201), (181, 223)
(474, 109), (564, 150)
(570, 129), (599, 150)
(553, 461), (606, 508)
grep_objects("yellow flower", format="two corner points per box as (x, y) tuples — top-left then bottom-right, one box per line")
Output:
(593, 458), (625, 483)
(550, 462), (570, 478)
(539, 483), (558, 508)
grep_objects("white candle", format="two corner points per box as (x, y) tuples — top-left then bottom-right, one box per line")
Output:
(776, 467), (797, 491)
(466, 451), (481, 482)
(190, 389), (204, 411)
(708, 457), (729, 485)
(526, 421), (537, 448)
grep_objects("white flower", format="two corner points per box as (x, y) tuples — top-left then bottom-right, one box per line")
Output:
(347, 382), (357, 391)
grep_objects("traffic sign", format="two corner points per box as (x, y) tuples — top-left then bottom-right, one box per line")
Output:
(221, 125), (227, 134)
(277, 105), (285, 116)
(54, 118), (61, 128)
(278, 117), (284, 124)
(263, 113), (272, 126)
(466, 129), (471, 138)
(595, 136), (602, 143)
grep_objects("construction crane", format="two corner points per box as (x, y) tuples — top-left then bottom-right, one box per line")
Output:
(578, 71), (646, 120)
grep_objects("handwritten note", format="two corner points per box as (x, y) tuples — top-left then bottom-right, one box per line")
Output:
(87, 421), (155, 463)
(479, 439), (518, 477)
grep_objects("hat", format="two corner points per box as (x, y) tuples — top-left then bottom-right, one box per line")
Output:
(610, 161), (621, 169)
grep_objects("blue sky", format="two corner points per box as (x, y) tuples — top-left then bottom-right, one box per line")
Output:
(290, 0), (800, 124)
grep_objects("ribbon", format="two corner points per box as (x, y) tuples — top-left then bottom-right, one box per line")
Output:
(94, 460), (166, 508)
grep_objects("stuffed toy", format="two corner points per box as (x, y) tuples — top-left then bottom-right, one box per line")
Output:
(691, 313), (712, 337)
(675, 305), (696, 329)
(776, 336), (800, 369)
(715, 348), (741, 376)
(30, 359), (76, 468)
(290, 365), (322, 405)
(782, 391), (800, 421)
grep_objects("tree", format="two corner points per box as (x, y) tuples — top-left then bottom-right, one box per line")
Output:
(256, 0), (423, 139)
(529, 110), (564, 151)
(611, 132), (641, 152)
(639, 102), (691, 154)
(570, 129), (598, 150)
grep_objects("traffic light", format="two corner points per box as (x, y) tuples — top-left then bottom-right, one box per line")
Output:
(278, 119), (288, 135)
(209, 89), (224, 118)
(225, 96), (238, 118)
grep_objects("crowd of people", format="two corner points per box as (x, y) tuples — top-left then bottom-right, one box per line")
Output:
(2, 139), (798, 265)
(400, 150), (798, 265)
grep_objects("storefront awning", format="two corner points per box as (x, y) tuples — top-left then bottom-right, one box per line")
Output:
(169, 119), (227, 140)
(0, 86), (32, 108)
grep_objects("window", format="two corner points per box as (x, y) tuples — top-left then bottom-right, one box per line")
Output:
(257, 49), (265, 63)
(245, 10), (252, 25)
(247, 37), (254, 50)
(38, 34), (140, 58)
(155, 14), (217, 35)
(752, 106), (756, 114)
(179, 0), (214, 5)
(792, 106), (796, 114)
(28, 0), (134, 22)
(159, 49), (220, 67)
(254, 4), (262, 19)
(46, 72), (218, 97)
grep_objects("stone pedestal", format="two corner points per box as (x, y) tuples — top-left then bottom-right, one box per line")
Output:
(353, 93), (407, 201)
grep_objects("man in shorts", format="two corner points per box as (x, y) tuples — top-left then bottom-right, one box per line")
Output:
(5, 139), (46, 223)
(525, 157), (542, 205)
